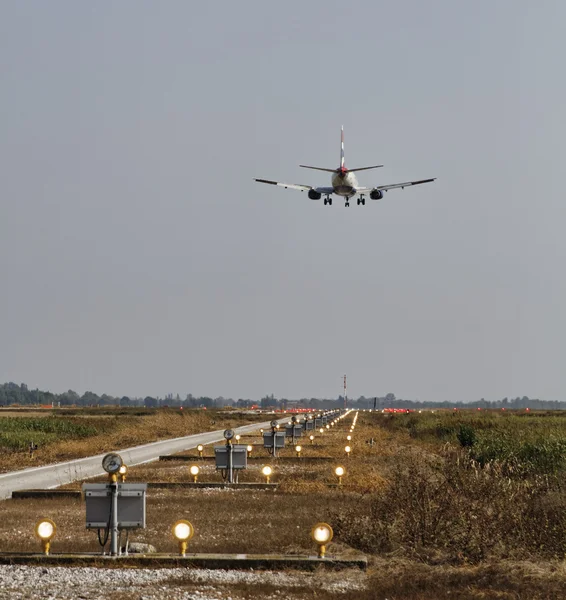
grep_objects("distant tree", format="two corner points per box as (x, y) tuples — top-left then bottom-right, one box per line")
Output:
(144, 396), (158, 408)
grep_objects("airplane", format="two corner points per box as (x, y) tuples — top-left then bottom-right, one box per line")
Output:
(254, 127), (436, 207)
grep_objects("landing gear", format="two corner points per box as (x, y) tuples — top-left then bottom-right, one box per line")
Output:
(357, 195), (366, 206)
(345, 197), (350, 207)
(324, 195), (332, 206)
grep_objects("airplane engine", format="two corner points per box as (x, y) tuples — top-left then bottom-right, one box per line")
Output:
(370, 189), (384, 200)
(308, 190), (322, 200)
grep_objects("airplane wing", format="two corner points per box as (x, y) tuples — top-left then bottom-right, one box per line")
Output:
(254, 178), (312, 192)
(357, 178), (436, 193)
(254, 179), (334, 196)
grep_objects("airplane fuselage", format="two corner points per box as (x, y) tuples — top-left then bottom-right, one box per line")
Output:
(331, 170), (359, 197)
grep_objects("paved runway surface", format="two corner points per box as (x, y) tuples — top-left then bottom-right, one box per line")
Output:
(0, 419), (278, 500)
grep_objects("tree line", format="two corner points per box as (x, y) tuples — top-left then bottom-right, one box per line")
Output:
(0, 382), (564, 410)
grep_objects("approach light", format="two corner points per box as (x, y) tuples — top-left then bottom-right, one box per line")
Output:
(235, 434), (241, 442)
(34, 519), (56, 555)
(346, 435), (352, 441)
(197, 444), (204, 457)
(309, 434), (315, 445)
(247, 444), (253, 457)
(224, 429), (235, 441)
(326, 425), (330, 430)
(262, 465), (273, 483)
(295, 445), (302, 457)
(319, 428), (324, 434)
(119, 464), (128, 482)
(172, 519), (194, 556)
(345, 445), (351, 457)
(335, 466), (345, 485)
(189, 465), (200, 483)
(311, 522), (333, 558)
(260, 428), (264, 435)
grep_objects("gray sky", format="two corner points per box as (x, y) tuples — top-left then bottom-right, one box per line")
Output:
(1, 1), (565, 402)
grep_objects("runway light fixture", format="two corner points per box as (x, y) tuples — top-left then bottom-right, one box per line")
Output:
(335, 466), (345, 485)
(235, 434), (241, 442)
(326, 424), (330, 430)
(309, 434), (315, 445)
(345, 445), (351, 457)
(172, 519), (195, 556)
(34, 519), (56, 555)
(319, 428), (324, 434)
(346, 435), (352, 441)
(295, 445), (302, 458)
(189, 465), (200, 483)
(197, 444), (204, 458)
(119, 464), (128, 482)
(247, 444), (253, 457)
(311, 522), (333, 558)
(262, 465), (273, 483)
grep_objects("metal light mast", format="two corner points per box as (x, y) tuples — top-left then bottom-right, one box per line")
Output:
(343, 374), (347, 410)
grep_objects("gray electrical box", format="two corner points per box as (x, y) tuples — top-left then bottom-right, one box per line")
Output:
(263, 432), (286, 449)
(82, 483), (147, 529)
(314, 418), (322, 428)
(322, 416), (328, 425)
(285, 425), (303, 438)
(304, 420), (314, 431)
(214, 444), (248, 469)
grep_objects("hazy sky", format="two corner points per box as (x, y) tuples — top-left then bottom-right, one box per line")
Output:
(1, 1), (565, 402)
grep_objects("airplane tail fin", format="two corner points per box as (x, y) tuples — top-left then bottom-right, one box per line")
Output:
(341, 125), (345, 169)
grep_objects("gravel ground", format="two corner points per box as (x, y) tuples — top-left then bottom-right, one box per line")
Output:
(0, 565), (366, 599)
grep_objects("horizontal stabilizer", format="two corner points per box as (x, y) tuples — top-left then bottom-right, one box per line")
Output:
(347, 165), (384, 172)
(299, 165), (337, 173)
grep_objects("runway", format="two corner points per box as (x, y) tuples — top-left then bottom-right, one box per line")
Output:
(0, 419), (279, 500)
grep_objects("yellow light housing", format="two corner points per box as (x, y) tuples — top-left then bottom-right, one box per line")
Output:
(172, 519), (195, 556)
(119, 464), (128, 482)
(262, 465), (273, 483)
(247, 444), (253, 453)
(311, 522), (334, 558)
(34, 519), (56, 555)
(295, 445), (302, 457)
(235, 434), (241, 442)
(189, 465), (200, 482)
(345, 445), (351, 457)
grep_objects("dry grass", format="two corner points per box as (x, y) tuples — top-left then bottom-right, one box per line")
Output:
(5, 411), (566, 599)
(0, 410), (267, 473)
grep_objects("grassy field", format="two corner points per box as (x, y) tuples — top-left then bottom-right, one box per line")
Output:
(2, 409), (566, 599)
(0, 408), (268, 473)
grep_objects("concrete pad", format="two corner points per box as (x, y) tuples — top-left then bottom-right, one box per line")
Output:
(0, 552), (367, 570)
